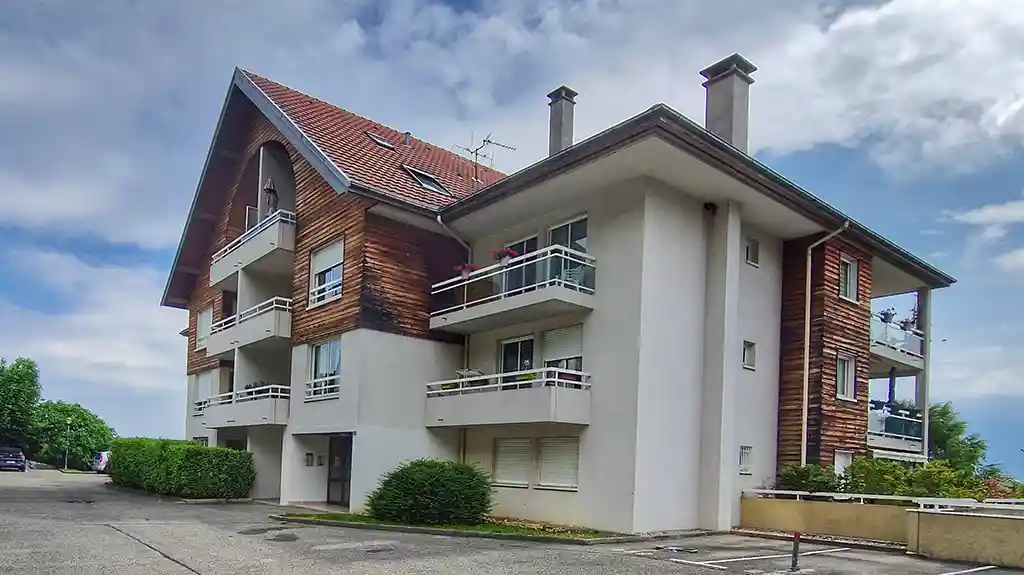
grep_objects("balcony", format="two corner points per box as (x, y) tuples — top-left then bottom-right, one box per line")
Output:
(429, 245), (596, 334)
(870, 317), (925, 377)
(424, 367), (591, 427)
(205, 297), (292, 358)
(192, 399), (207, 416)
(210, 210), (296, 290)
(203, 385), (290, 428)
(867, 400), (924, 453)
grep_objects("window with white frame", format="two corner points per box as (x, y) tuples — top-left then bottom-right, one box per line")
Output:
(745, 237), (760, 266)
(839, 254), (858, 301)
(192, 437), (209, 447)
(834, 450), (854, 475)
(742, 341), (756, 370)
(836, 354), (856, 400)
(493, 438), (532, 487)
(542, 326), (584, 386)
(738, 445), (753, 475)
(195, 306), (213, 351)
(306, 338), (341, 400)
(309, 239), (344, 307)
(538, 437), (580, 489)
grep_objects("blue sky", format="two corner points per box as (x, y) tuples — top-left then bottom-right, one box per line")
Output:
(1, 0), (1022, 476)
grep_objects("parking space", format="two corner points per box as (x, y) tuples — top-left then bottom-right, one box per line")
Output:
(610, 534), (1020, 574)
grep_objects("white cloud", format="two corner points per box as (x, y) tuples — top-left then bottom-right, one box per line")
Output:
(1, 0), (1023, 249)
(994, 247), (1024, 272)
(931, 342), (1024, 400)
(0, 248), (186, 394)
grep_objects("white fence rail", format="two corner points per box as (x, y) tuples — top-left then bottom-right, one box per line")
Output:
(304, 376), (340, 401)
(210, 297), (292, 335)
(430, 245), (595, 317)
(205, 384), (290, 406)
(211, 210), (296, 264)
(744, 489), (1024, 510)
(426, 367), (591, 397)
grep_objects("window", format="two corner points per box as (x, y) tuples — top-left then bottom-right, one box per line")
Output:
(543, 326), (584, 386)
(195, 306), (213, 350)
(309, 239), (344, 307)
(739, 446), (753, 475)
(500, 336), (535, 388)
(745, 237), (760, 266)
(549, 217), (590, 290)
(834, 450), (854, 475)
(502, 236), (539, 295)
(307, 339), (341, 400)
(403, 165), (450, 196)
(839, 254), (858, 301)
(836, 354), (856, 400)
(192, 437), (209, 447)
(742, 341), (756, 370)
(493, 438), (532, 487)
(538, 437), (580, 489)
(365, 131), (394, 149)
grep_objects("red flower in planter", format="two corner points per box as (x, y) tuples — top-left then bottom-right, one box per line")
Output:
(492, 248), (519, 261)
(453, 263), (481, 273)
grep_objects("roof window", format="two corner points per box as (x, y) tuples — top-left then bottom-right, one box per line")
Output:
(366, 131), (395, 149)
(403, 165), (450, 196)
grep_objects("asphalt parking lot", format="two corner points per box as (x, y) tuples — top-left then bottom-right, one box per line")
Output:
(1, 470), (1019, 574)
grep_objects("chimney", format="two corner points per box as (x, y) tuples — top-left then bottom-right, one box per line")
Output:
(547, 85), (578, 156)
(403, 131), (412, 146)
(699, 53), (757, 153)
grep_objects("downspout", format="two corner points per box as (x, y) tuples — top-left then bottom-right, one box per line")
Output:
(800, 220), (850, 467)
(435, 214), (472, 371)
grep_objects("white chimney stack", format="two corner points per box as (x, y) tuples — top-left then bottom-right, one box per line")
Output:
(699, 53), (757, 153)
(547, 86), (578, 156)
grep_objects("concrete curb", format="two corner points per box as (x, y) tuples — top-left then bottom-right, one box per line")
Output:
(179, 497), (253, 505)
(729, 529), (908, 554)
(101, 482), (252, 505)
(270, 515), (714, 545)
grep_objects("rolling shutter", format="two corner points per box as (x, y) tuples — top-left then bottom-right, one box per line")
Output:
(493, 438), (532, 486)
(542, 325), (583, 362)
(538, 437), (580, 488)
(311, 240), (345, 274)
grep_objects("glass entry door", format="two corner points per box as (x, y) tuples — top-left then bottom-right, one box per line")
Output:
(500, 337), (535, 389)
(327, 434), (352, 507)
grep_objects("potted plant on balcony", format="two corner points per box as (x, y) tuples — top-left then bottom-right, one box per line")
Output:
(878, 307), (897, 324)
(453, 263), (481, 280)
(492, 247), (518, 266)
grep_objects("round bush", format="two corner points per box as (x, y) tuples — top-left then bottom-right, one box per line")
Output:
(366, 459), (492, 525)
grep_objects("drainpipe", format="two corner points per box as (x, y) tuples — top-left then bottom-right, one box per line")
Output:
(436, 214), (472, 370)
(800, 220), (850, 467)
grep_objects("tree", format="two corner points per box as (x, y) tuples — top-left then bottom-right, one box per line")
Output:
(926, 401), (990, 475)
(29, 401), (115, 470)
(0, 358), (42, 448)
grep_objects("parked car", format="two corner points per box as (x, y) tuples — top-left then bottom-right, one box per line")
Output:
(91, 451), (111, 473)
(0, 447), (28, 472)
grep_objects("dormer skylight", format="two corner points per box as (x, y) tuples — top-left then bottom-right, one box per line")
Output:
(403, 165), (450, 196)
(366, 131), (395, 149)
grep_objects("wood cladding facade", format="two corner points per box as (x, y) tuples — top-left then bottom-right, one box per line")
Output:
(185, 107), (465, 373)
(777, 236), (872, 468)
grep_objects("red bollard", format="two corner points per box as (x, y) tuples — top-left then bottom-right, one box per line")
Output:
(790, 532), (801, 572)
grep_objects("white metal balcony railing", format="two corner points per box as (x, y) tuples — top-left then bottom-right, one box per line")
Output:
(192, 399), (208, 416)
(210, 297), (293, 336)
(205, 384), (290, 407)
(211, 210), (297, 265)
(305, 376), (340, 402)
(309, 277), (343, 307)
(430, 245), (596, 317)
(868, 400), (924, 441)
(426, 367), (592, 397)
(870, 317), (924, 358)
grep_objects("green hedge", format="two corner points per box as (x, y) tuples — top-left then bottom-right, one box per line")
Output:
(366, 459), (493, 525)
(109, 438), (255, 499)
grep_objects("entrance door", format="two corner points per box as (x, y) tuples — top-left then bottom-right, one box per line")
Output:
(326, 434), (352, 507)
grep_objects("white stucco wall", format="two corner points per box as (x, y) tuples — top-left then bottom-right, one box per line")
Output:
(280, 433), (329, 503)
(632, 185), (709, 532)
(248, 426), (284, 499)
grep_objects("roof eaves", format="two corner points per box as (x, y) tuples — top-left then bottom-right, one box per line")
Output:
(160, 73), (240, 309)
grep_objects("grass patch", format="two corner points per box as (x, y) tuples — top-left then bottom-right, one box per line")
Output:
(282, 513), (612, 540)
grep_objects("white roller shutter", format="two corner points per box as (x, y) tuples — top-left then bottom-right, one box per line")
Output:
(493, 438), (532, 486)
(538, 437), (579, 488)
(197, 370), (214, 401)
(542, 325), (583, 362)
(311, 239), (345, 274)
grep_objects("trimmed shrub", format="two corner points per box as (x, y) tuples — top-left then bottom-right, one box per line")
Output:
(109, 437), (255, 499)
(366, 459), (492, 525)
(776, 463), (843, 493)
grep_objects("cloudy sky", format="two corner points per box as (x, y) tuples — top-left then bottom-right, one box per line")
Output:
(2, 0), (1023, 475)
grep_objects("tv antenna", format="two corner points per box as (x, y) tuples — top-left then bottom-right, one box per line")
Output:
(454, 132), (516, 187)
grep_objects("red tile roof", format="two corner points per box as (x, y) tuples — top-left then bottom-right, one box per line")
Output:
(244, 71), (506, 210)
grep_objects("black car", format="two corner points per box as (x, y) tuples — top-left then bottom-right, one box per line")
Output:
(0, 447), (27, 472)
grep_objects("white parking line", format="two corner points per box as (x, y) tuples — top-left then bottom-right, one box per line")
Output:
(666, 557), (727, 570)
(936, 566), (998, 575)
(705, 546), (852, 565)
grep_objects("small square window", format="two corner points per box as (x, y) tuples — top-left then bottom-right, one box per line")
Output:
(839, 254), (858, 301)
(836, 354), (856, 400)
(366, 131), (394, 149)
(742, 341), (756, 370)
(745, 238), (760, 266)
(739, 446), (753, 475)
(403, 165), (450, 196)
(834, 450), (854, 475)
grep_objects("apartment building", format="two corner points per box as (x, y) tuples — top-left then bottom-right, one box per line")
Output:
(162, 53), (954, 533)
